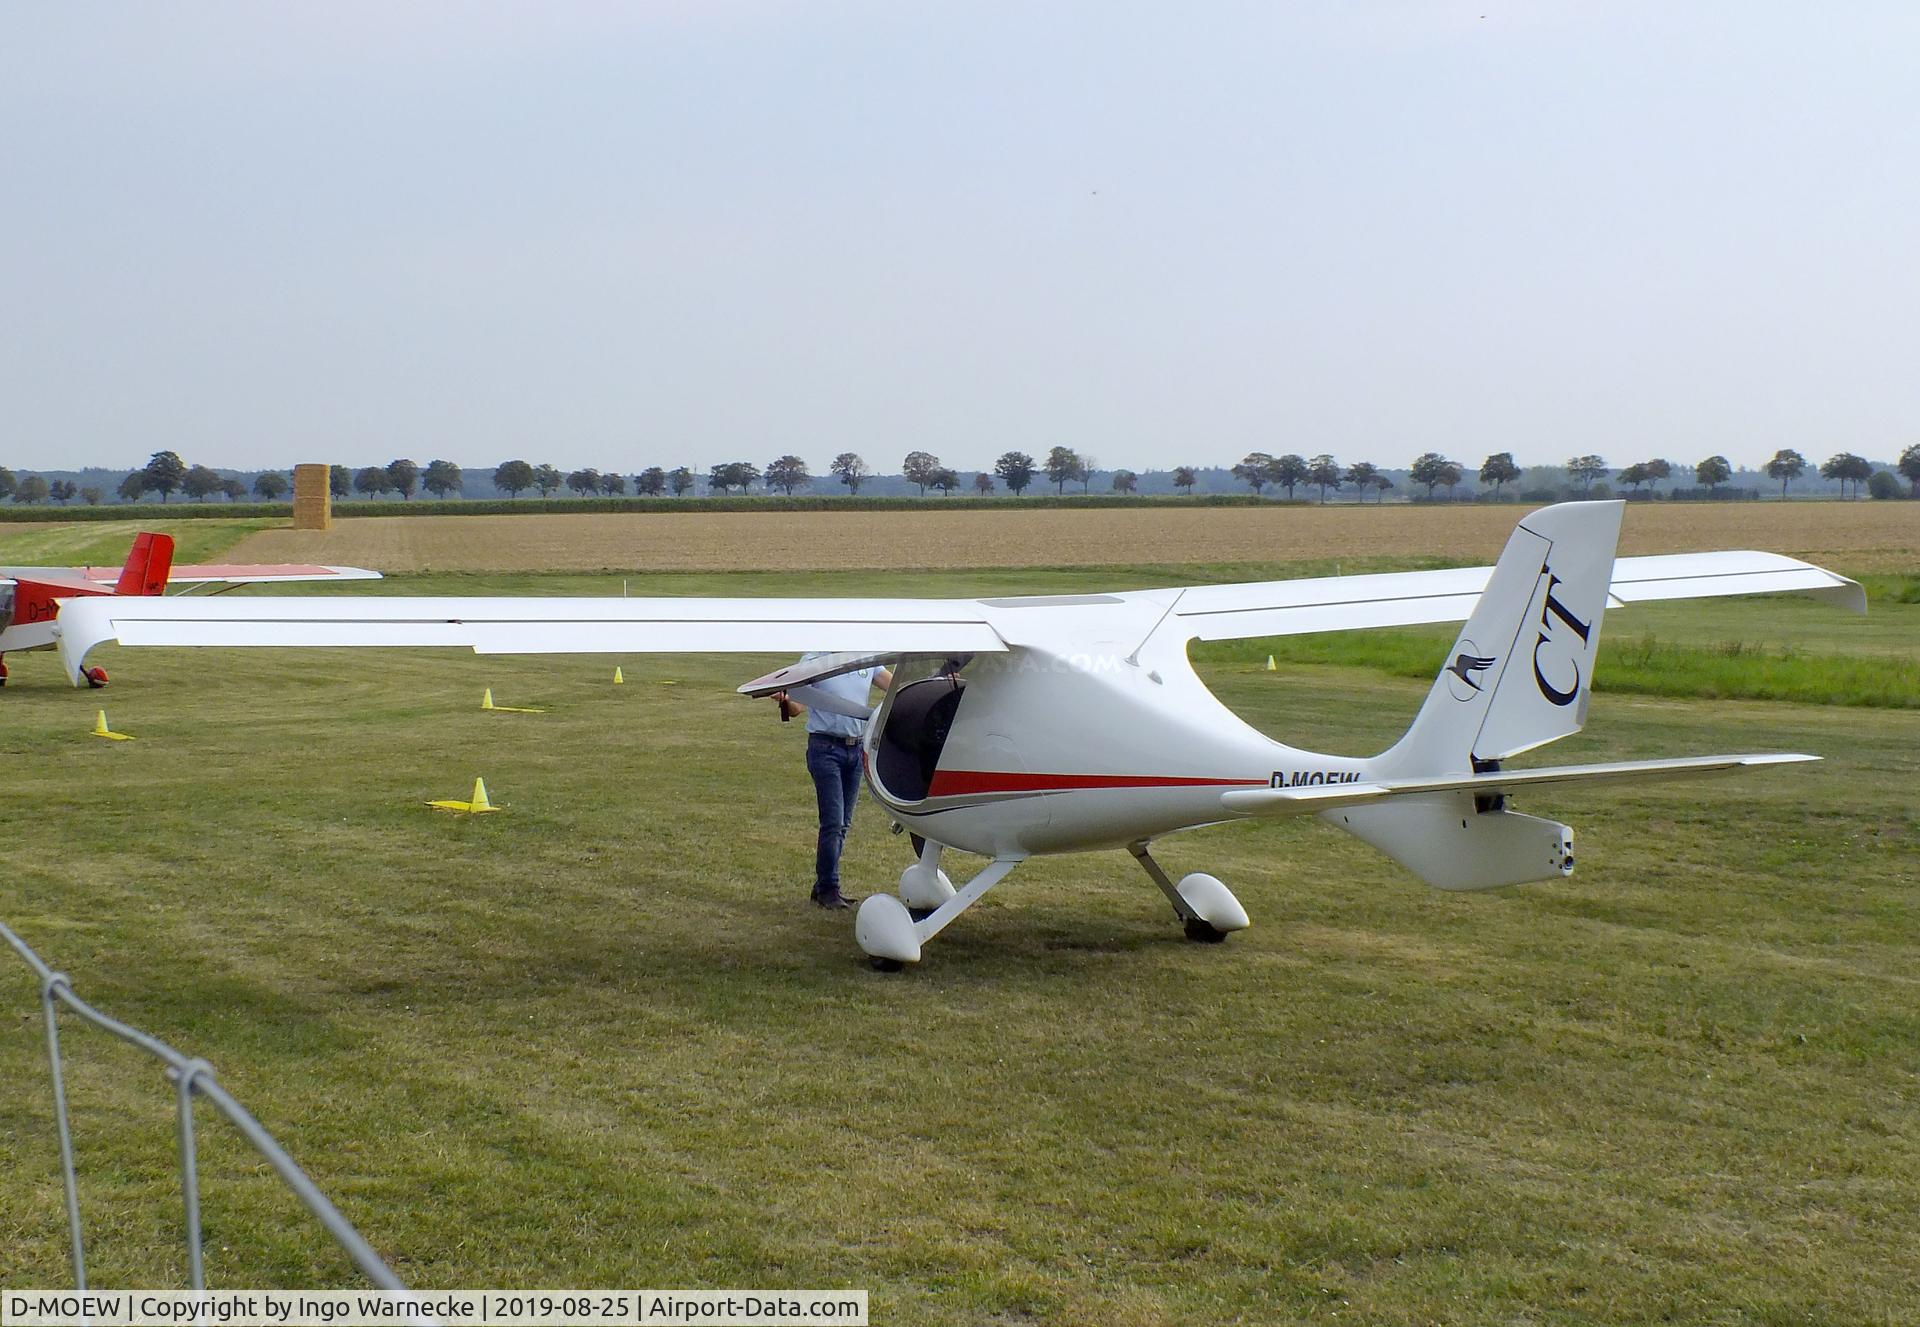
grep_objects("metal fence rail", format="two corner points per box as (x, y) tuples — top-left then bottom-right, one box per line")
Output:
(2, 918), (409, 1291)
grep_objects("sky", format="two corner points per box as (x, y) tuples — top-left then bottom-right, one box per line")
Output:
(3, 1), (1917, 476)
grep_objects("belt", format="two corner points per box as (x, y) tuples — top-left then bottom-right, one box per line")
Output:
(808, 733), (861, 747)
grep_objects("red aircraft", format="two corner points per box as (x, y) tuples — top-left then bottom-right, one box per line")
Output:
(0, 532), (378, 687)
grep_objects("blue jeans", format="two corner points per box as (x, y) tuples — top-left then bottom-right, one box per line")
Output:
(806, 735), (864, 895)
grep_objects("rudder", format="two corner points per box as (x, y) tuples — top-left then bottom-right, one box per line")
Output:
(114, 532), (175, 597)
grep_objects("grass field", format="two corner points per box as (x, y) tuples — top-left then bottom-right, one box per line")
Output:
(0, 553), (1915, 1324)
(144, 499), (1920, 574)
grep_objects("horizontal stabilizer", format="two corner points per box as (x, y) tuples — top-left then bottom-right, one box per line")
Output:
(1221, 752), (1817, 817)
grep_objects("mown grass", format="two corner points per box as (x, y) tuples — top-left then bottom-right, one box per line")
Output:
(1198, 625), (1920, 709)
(0, 520), (273, 568)
(0, 568), (1915, 1323)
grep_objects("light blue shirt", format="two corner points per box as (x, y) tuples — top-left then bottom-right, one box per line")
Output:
(802, 661), (878, 739)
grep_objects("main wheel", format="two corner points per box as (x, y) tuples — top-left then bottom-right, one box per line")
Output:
(1183, 917), (1229, 944)
(869, 956), (906, 973)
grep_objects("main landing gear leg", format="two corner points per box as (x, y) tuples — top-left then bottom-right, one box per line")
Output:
(856, 855), (1025, 971)
(1127, 840), (1251, 944)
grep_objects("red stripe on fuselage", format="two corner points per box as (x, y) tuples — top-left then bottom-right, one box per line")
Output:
(926, 770), (1267, 797)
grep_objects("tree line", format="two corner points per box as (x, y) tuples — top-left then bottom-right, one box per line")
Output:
(5, 443), (1919, 506)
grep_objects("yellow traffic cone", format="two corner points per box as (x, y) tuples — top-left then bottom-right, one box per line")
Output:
(480, 688), (496, 710)
(613, 666), (624, 685)
(480, 687), (544, 713)
(90, 709), (134, 741)
(427, 777), (502, 813)
(1266, 655), (1277, 672)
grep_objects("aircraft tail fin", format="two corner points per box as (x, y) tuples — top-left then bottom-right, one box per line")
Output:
(113, 532), (174, 597)
(1376, 501), (1623, 779)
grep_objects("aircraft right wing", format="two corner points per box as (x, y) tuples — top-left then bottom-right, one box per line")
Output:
(1166, 550), (1865, 642)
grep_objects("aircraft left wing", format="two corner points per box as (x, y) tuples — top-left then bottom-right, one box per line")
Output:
(52, 594), (1008, 686)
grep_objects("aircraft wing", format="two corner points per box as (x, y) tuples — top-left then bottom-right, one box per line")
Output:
(96, 562), (381, 589)
(49, 545), (1860, 687)
(1167, 551), (1864, 642)
(52, 594), (1008, 686)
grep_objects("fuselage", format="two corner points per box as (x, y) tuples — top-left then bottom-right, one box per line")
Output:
(862, 595), (1360, 857)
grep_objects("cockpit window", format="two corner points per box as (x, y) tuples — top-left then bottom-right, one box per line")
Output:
(875, 673), (967, 802)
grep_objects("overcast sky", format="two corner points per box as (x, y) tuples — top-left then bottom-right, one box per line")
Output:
(3, 2), (1916, 476)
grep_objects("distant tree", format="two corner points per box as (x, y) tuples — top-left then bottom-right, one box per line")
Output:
(353, 465), (392, 499)
(1306, 453), (1340, 502)
(1111, 469), (1138, 494)
(1897, 443), (1920, 498)
(252, 472), (289, 499)
(14, 474), (50, 504)
(901, 450), (941, 496)
(1867, 469), (1901, 500)
(765, 454), (811, 495)
(830, 452), (870, 494)
(1618, 463), (1651, 494)
(930, 467), (960, 496)
(707, 461), (759, 495)
(1566, 455), (1609, 492)
(995, 450), (1036, 496)
(220, 477), (247, 500)
(1271, 453), (1309, 499)
(493, 460), (535, 497)
(80, 485), (103, 506)
(1409, 452), (1459, 498)
(1820, 452), (1871, 499)
(668, 466), (695, 497)
(1233, 452), (1276, 495)
(1172, 465), (1197, 495)
(0, 467), (14, 500)
(635, 466), (666, 497)
(1764, 448), (1806, 498)
(421, 460), (462, 499)
(531, 463), (563, 497)
(973, 471), (995, 495)
(601, 473), (626, 495)
(1044, 445), (1080, 494)
(117, 472), (147, 502)
(1076, 455), (1097, 493)
(1695, 454), (1733, 492)
(566, 467), (602, 497)
(1369, 473), (1395, 502)
(329, 464), (352, 498)
(1635, 458), (1674, 493)
(49, 479), (78, 504)
(1479, 452), (1522, 497)
(182, 464), (224, 501)
(142, 450), (187, 502)
(1344, 461), (1378, 501)
(384, 458), (419, 499)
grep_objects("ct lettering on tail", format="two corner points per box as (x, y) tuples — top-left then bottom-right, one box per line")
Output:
(1531, 569), (1595, 708)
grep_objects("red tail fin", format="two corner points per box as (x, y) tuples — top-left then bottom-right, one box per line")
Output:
(114, 532), (175, 596)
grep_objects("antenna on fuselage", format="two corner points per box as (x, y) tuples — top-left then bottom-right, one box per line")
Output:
(1122, 587), (1187, 668)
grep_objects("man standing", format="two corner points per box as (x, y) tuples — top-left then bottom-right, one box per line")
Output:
(773, 659), (892, 909)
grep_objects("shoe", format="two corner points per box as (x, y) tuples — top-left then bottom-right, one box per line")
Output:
(810, 889), (854, 910)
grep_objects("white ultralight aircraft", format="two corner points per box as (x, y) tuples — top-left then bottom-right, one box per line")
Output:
(53, 501), (1862, 969)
